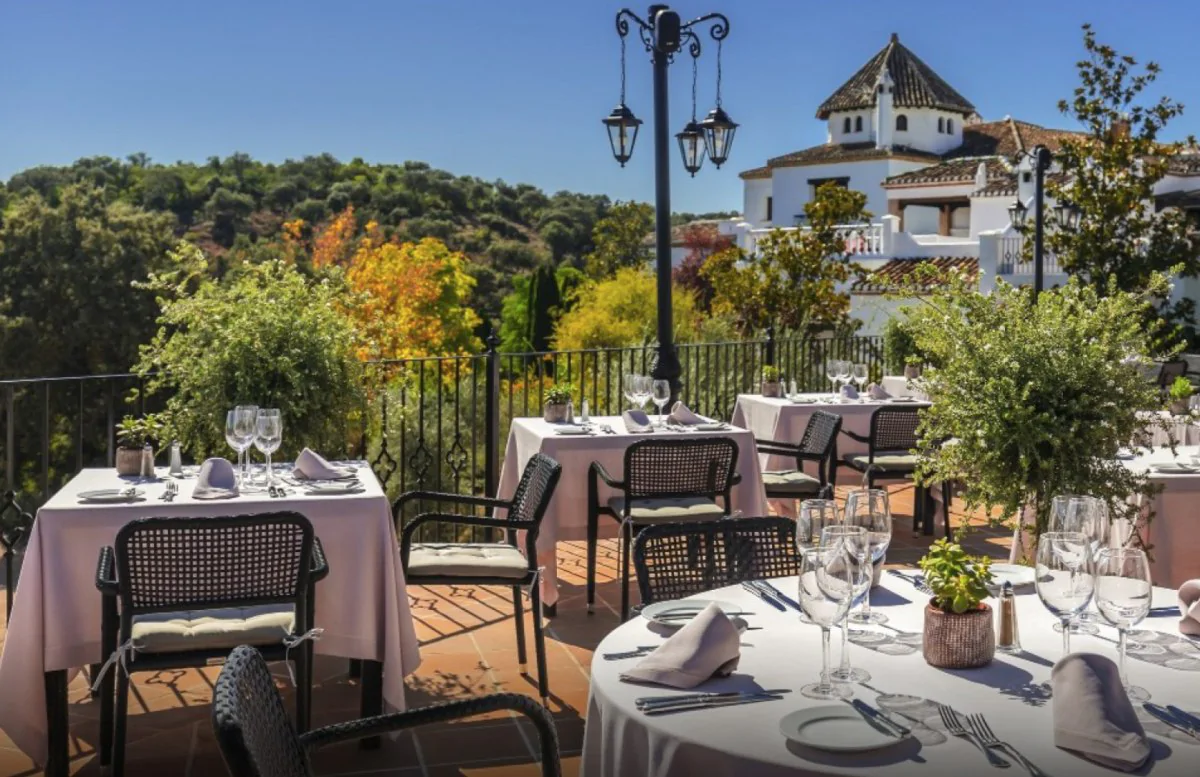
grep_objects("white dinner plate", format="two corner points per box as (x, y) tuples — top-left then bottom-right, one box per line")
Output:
(78, 488), (144, 503)
(552, 425), (592, 435)
(641, 599), (741, 627)
(889, 396), (921, 403)
(303, 482), (365, 495)
(787, 398), (817, 404)
(692, 422), (727, 431)
(986, 563), (1036, 590)
(778, 705), (905, 752)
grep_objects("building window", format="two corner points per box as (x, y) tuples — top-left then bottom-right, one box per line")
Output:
(843, 117), (851, 133)
(937, 117), (945, 133)
(855, 116), (863, 132)
(946, 118), (954, 134)
(895, 114), (908, 131)
(766, 196), (773, 222)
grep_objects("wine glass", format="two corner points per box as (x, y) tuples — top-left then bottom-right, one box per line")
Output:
(797, 498), (840, 625)
(844, 488), (892, 625)
(1066, 496), (1109, 627)
(254, 409), (282, 487)
(825, 361), (840, 396)
(787, 378), (799, 400)
(820, 525), (873, 682)
(836, 360), (852, 396)
(633, 375), (652, 413)
(623, 373), (638, 410)
(226, 405), (258, 488)
(797, 546), (854, 700)
(852, 363), (869, 394)
(225, 410), (244, 480)
(1095, 548), (1153, 702)
(1048, 495), (1099, 636)
(651, 379), (671, 426)
(1036, 531), (1095, 658)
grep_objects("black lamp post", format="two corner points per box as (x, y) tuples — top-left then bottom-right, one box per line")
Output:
(606, 5), (735, 401)
(1007, 145), (1079, 300)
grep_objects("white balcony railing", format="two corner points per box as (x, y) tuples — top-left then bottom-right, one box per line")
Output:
(744, 221), (885, 257)
(995, 234), (1063, 275)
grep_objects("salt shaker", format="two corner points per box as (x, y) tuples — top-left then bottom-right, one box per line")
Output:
(996, 581), (1021, 653)
(581, 398), (590, 424)
(566, 400), (574, 425)
(168, 441), (184, 478)
(140, 443), (155, 479)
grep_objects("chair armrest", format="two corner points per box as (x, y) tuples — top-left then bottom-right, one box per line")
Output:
(298, 693), (561, 777)
(399, 513), (520, 567)
(840, 428), (870, 444)
(95, 546), (119, 595)
(730, 472), (742, 487)
(589, 461), (623, 490)
(755, 440), (799, 456)
(310, 537), (330, 583)
(393, 490), (511, 515)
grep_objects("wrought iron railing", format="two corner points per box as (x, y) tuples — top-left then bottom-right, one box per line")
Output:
(0, 333), (883, 617)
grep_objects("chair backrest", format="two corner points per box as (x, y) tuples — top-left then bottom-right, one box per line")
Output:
(869, 407), (921, 453)
(1158, 360), (1188, 388)
(213, 645), (313, 777)
(507, 453), (563, 527)
(633, 517), (800, 605)
(115, 513), (314, 616)
(798, 410), (843, 457)
(623, 437), (739, 499)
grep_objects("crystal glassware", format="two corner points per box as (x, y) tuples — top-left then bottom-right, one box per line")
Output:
(254, 409), (282, 487)
(820, 525), (873, 682)
(633, 375), (652, 412)
(835, 360), (852, 396)
(844, 488), (892, 625)
(797, 546), (854, 700)
(651, 379), (671, 425)
(796, 498), (840, 625)
(234, 405), (259, 487)
(1047, 494), (1099, 635)
(623, 373), (638, 410)
(825, 361), (840, 396)
(852, 363), (868, 394)
(1094, 548), (1153, 702)
(1067, 496), (1109, 627)
(1035, 531), (1095, 658)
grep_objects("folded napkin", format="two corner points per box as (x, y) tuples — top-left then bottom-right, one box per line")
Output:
(839, 384), (859, 400)
(622, 409), (653, 434)
(1052, 653), (1151, 771)
(866, 382), (891, 400)
(621, 604), (741, 689)
(292, 447), (352, 480)
(1178, 580), (1200, 637)
(192, 458), (239, 500)
(668, 401), (704, 425)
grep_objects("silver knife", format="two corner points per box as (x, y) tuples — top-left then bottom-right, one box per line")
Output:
(636, 688), (791, 708)
(850, 699), (911, 737)
(742, 582), (786, 611)
(641, 693), (783, 715)
(1144, 703), (1200, 740)
(1165, 705), (1200, 733)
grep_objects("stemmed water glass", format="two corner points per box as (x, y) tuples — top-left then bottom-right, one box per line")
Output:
(825, 361), (840, 396)
(821, 525), (872, 683)
(225, 405), (258, 488)
(254, 409), (282, 487)
(1035, 531), (1096, 658)
(835, 360), (852, 397)
(1067, 496), (1109, 628)
(852, 363), (869, 395)
(1095, 548), (1153, 702)
(797, 546), (854, 700)
(651, 379), (671, 426)
(797, 499), (840, 624)
(1048, 495), (1098, 636)
(844, 488), (892, 625)
(623, 374), (641, 410)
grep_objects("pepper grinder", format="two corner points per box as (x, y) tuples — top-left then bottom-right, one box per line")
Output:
(168, 441), (184, 478)
(140, 443), (155, 480)
(996, 580), (1021, 653)
(581, 398), (590, 425)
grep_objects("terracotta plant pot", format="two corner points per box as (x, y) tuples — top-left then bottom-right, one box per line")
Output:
(922, 601), (995, 668)
(761, 380), (782, 398)
(904, 364), (922, 380)
(1170, 398), (1191, 416)
(543, 402), (570, 423)
(116, 447), (145, 476)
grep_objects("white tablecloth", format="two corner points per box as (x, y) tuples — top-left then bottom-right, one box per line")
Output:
(731, 394), (930, 483)
(1120, 445), (1200, 588)
(880, 376), (925, 399)
(1137, 411), (1200, 447)
(583, 576), (1200, 777)
(0, 466), (421, 766)
(497, 417), (768, 607)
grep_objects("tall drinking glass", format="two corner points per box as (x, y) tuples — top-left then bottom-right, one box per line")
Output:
(652, 380), (671, 426)
(797, 499), (840, 625)
(225, 410), (243, 478)
(233, 405), (258, 487)
(821, 525), (872, 683)
(623, 374), (638, 410)
(835, 360), (852, 396)
(254, 409), (282, 487)
(797, 547), (854, 700)
(1048, 494), (1098, 635)
(1095, 548), (1153, 702)
(1067, 496), (1109, 627)
(844, 488), (892, 625)
(852, 363), (869, 394)
(1035, 531), (1095, 658)
(825, 361), (840, 396)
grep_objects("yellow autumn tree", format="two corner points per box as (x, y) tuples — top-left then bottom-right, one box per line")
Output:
(552, 267), (711, 350)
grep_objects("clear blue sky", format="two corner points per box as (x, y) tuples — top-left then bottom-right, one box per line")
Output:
(2, 1), (1198, 213)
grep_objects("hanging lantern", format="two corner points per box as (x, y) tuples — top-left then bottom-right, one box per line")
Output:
(699, 106), (738, 168)
(676, 120), (706, 176)
(1008, 200), (1029, 228)
(603, 103), (642, 167)
(1054, 201), (1082, 230)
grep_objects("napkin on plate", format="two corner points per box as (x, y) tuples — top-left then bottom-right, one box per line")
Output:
(866, 382), (891, 400)
(620, 603), (740, 689)
(839, 384), (859, 400)
(293, 447), (354, 480)
(1178, 580), (1200, 637)
(192, 458), (239, 500)
(1051, 653), (1151, 771)
(668, 401), (704, 425)
(622, 409), (654, 434)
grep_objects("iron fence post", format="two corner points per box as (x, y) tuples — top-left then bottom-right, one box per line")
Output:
(764, 326), (776, 367)
(484, 334), (500, 498)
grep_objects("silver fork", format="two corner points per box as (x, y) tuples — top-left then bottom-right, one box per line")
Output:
(967, 714), (1046, 776)
(160, 481), (178, 502)
(939, 706), (1010, 768)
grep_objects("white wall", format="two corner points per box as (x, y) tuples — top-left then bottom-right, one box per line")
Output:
(829, 107), (964, 155)
(742, 178), (773, 228)
(827, 112), (874, 145)
(969, 196), (1013, 236)
(903, 205), (940, 234)
(851, 294), (915, 337)
(771, 159), (930, 225)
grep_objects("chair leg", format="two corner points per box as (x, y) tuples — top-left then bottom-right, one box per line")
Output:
(942, 482), (953, 537)
(295, 645), (311, 733)
(912, 484), (923, 536)
(359, 660), (384, 750)
(348, 658), (362, 678)
(586, 507), (598, 614)
(529, 577), (550, 706)
(98, 598), (117, 768)
(113, 668), (130, 777)
(44, 671), (69, 777)
(511, 585), (527, 672)
(619, 522), (632, 623)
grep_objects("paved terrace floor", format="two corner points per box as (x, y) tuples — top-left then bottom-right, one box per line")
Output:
(0, 486), (1012, 777)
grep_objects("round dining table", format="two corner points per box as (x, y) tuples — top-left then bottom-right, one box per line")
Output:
(582, 575), (1200, 777)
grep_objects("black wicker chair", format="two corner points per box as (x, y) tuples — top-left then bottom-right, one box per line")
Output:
(587, 437), (740, 622)
(755, 410), (842, 506)
(1158, 359), (1188, 389)
(633, 517), (801, 606)
(95, 513), (328, 777)
(213, 645), (561, 777)
(394, 453), (561, 704)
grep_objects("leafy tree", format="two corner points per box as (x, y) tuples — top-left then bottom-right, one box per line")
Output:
(703, 183), (868, 335)
(673, 223), (733, 311)
(584, 201), (653, 278)
(553, 267), (708, 350)
(526, 264), (561, 352)
(204, 187), (255, 247)
(498, 273), (534, 353)
(1048, 24), (1199, 346)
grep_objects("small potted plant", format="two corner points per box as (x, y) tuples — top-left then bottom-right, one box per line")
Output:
(115, 413), (166, 475)
(1168, 376), (1194, 415)
(903, 356), (922, 381)
(761, 365), (782, 398)
(917, 538), (996, 669)
(543, 384), (574, 423)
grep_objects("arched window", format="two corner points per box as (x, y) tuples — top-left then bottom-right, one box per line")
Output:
(946, 118), (954, 134)
(843, 117), (851, 133)
(895, 114), (908, 132)
(855, 116), (863, 132)
(937, 117), (945, 133)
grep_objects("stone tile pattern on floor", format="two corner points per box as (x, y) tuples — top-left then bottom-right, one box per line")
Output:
(0, 486), (1010, 777)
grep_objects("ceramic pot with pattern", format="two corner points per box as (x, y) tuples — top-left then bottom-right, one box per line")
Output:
(116, 447), (145, 476)
(904, 364), (922, 380)
(543, 402), (570, 423)
(761, 380), (782, 398)
(922, 601), (995, 669)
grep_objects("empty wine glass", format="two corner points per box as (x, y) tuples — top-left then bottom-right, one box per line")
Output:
(835, 360), (852, 395)
(825, 360), (840, 396)
(651, 379), (671, 426)
(254, 409), (282, 487)
(1048, 495), (1099, 636)
(633, 375), (653, 412)
(844, 488), (892, 625)
(821, 525), (873, 682)
(1095, 548), (1153, 702)
(797, 546), (854, 700)
(797, 498), (840, 625)
(226, 405), (258, 488)
(1067, 496), (1109, 627)
(852, 363), (869, 394)
(1036, 531), (1095, 658)
(623, 374), (638, 410)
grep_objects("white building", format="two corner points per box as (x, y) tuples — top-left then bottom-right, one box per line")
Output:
(733, 33), (1200, 335)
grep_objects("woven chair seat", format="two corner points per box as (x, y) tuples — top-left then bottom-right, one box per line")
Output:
(844, 453), (919, 472)
(131, 606), (295, 654)
(761, 470), (822, 495)
(607, 496), (726, 523)
(407, 543), (529, 579)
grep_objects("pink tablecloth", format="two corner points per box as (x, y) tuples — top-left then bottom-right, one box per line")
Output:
(0, 466), (421, 767)
(497, 417), (768, 607)
(1122, 445), (1200, 587)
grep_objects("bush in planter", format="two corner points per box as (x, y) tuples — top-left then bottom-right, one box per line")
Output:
(883, 315), (919, 375)
(1168, 376), (1194, 414)
(918, 538), (995, 667)
(115, 413), (168, 451)
(543, 383), (574, 422)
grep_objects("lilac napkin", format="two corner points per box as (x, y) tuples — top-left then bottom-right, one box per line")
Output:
(840, 384), (859, 400)
(292, 447), (354, 480)
(867, 383), (891, 400)
(668, 401), (704, 425)
(1051, 653), (1150, 771)
(1178, 579), (1200, 637)
(192, 458), (239, 500)
(621, 409), (653, 433)
(620, 604), (740, 689)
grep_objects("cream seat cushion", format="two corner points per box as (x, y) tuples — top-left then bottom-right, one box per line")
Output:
(407, 543), (529, 579)
(761, 470), (821, 494)
(607, 496), (725, 524)
(845, 453), (918, 472)
(131, 605), (295, 654)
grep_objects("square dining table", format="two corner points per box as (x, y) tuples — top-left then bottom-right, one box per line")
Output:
(0, 464), (421, 775)
(497, 416), (768, 609)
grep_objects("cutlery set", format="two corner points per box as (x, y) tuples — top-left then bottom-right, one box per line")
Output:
(1144, 703), (1200, 740)
(888, 568), (934, 595)
(159, 481), (178, 502)
(846, 698), (911, 738)
(743, 579), (802, 612)
(636, 689), (791, 715)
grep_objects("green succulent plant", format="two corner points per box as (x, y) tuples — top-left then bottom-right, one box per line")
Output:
(1169, 376), (1194, 402)
(544, 384), (574, 405)
(762, 365), (781, 383)
(115, 413), (168, 450)
(918, 538), (994, 614)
